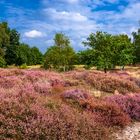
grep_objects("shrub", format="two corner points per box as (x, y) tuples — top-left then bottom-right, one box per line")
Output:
(79, 99), (130, 128)
(0, 69), (24, 77)
(63, 89), (91, 101)
(85, 73), (139, 94)
(0, 91), (110, 140)
(84, 65), (91, 70)
(128, 77), (140, 87)
(0, 76), (22, 89)
(92, 102), (130, 127)
(64, 79), (80, 87)
(19, 63), (28, 69)
(23, 70), (46, 82)
(49, 78), (64, 87)
(0, 69), (135, 139)
(105, 94), (140, 121)
(33, 80), (52, 95)
(0, 57), (6, 68)
(67, 71), (139, 94)
(62, 89), (130, 128)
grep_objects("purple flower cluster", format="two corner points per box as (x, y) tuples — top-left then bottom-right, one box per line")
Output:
(0, 90), (109, 140)
(105, 93), (140, 121)
(63, 89), (91, 100)
(65, 71), (140, 94)
(0, 69), (65, 96)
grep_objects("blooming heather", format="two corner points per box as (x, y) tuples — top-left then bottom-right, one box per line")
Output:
(65, 71), (140, 94)
(0, 68), (139, 139)
(63, 89), (91, 100)
(105, 94), (140, 121)
(0, 90), (110, 140)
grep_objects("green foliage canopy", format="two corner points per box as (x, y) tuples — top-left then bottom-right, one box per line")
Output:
(0, 22), (43, 67)
(44, 33), (75, 71)
(83, 31), (134, 72)
(132, 29), (140, 63)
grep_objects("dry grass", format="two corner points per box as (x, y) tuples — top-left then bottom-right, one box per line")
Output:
(27, 65), (42, 69)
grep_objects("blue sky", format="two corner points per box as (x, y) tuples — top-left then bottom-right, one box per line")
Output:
(0, 0), (140, 53)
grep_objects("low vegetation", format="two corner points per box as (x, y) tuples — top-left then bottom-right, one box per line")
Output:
(105, 94), (140, 121)
(0, 68), (140, 139)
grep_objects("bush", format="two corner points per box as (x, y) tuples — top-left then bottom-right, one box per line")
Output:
(62, 89), (130, 128)
(0, 57), (6, 68)
(105, 94), (140, 121)
(0, 69), (135, 139)
(0, 91), (110, 140)
(63, 89), (91, 100)
(19, 63), (28, 69)
(0, 76), (22, 89)
(92, 102), (130, 127)
(43, 60), (51, 70)
(85, 73), (139, 94)
(79, 99), (130, 128)
(84, 65), (91, 70)
(67, 71), (139, 94)
(33, 80), (52, 95)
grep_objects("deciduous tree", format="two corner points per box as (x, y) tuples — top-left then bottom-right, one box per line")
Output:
(44, 33), (75, 71)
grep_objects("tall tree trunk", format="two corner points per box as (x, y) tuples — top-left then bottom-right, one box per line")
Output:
(121, 65), (125, 71)
(104, 67), (107, 73)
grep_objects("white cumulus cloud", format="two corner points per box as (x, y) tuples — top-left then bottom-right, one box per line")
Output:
(24, 30), (43, 38)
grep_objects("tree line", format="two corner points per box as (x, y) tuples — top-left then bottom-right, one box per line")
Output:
(79, 30), (140, 72)
(44, 29), (140, 72)
(0, 22), (43, 67)
(0, 21), (140, 72)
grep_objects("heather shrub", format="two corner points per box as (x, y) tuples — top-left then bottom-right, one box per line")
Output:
(0, 69), (66, 96)
(0, 68), (138, 139)
(105, 94), (140, 121)
(62, 89), (92, 110)
(0, 91), (110, 140)
(9, 69), (25, 76)
(21, 82), (35, 93)
(92, 102), (130, 127)
(79, 99), (130, 128)
(23, 70), (46, 82)
(47, 106), (110, 140)
(49, 78), (64, 87)
(134, 79), (140, 87)
(128, 77), (140, 87)
(63, 89), (91, 100)
(0, 92), (47, 139)
(0, 69), (25, 77)
(0, 76), (22, 89)
(33, 80), (52, 95)
(62, 89), (130, 128)
(85, 73), (139, 94)
(64, 79), (80, 87)
(67, 71), (139, 94)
